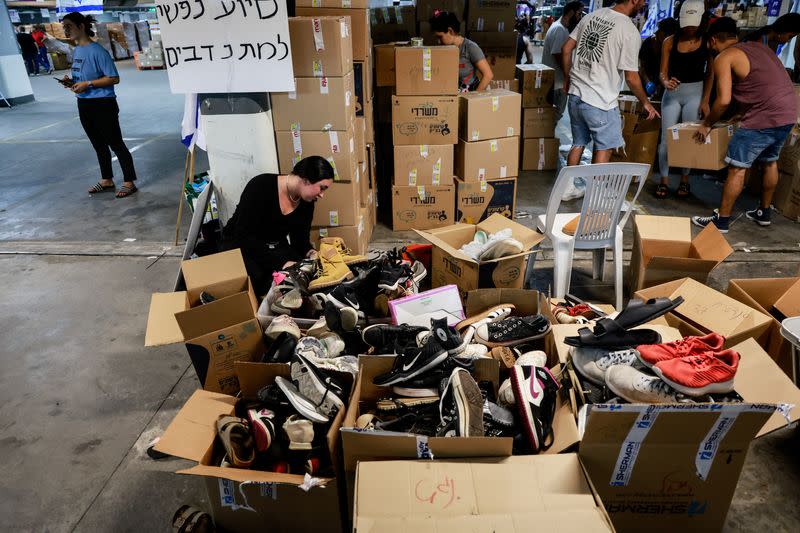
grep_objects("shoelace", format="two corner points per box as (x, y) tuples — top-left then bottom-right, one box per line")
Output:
(639, 376), (674, 396)
(603, 349), (636, 365)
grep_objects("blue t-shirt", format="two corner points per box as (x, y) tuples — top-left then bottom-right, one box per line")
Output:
(71, 42), (118, 99)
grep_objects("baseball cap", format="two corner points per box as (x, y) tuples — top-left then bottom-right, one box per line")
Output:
(679, 0), (704, 28)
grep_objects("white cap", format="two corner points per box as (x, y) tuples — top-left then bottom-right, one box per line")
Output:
(680, 0), (704, 28)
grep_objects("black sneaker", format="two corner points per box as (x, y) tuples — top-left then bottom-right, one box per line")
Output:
(427, 318), (467, 355)
(509, 366), (560, 453)
(281, 259), (317, 292)
(378, 262), (413, 291)
(328, 284), (360, 310)
(473, 315), (551, 347)
(436, 368), (485, 437)
(373, 337), (449, 386)
(256, 383), (293, 414)
(341, 264), (380, 314)
(483, 401), (516, 438)
(199, 291), (216, 305)
(392, 357), (475, 397)
(691, 211), (729, 233)
(745, 207), (771, 226)
(362, 323), (428, 354)
(261, 332), (298, 364)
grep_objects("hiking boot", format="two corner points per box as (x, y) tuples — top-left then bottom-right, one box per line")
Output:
(745, 207), (771, 226)
(290, 353), (348, 418)
(605, 365), (678, 403)
(571, 347), (641, 386)
(652, 349), (740, 396)
(283, 415), (314, 450)
(265, 315), (301, 341)
(691, 210), (729, 233)
(437, 368), (485, 437)
(309, 243), (353, 291)
(362, 323), (428, 354)
(636, 333), (726, 369)
(247, 408), (276, 452)
(510, 366), (560, 453)
(261, 332), (297, 364)
(474, 315), (550, 347)
(319, 236), (367, 265)
(373, 337), (449, 387)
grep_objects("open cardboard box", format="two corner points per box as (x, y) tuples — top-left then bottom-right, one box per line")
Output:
(144, 249), (265, 395)
(630, 215), (733, 292)
(154, 362), (353, 533)
(633, 278), (772, 349)
(353, 455), (615, 532)
(415, 213), (544, 299)
(727, 277), (800, 376)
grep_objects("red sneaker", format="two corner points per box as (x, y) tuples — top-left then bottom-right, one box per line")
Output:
(636, 333), (725, 368)
(652, 349), (740, 396)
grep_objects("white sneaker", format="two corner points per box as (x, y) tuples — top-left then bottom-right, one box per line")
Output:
(498, 378), (515, 406)
(605, 365), (677, 403)
(463, 343), (489, 358)
(478, 228), (523, 261)
(571, 347), (640, 386)
(515, 350), (547, 367)
(459, 229), (489, 260)
(283, 415), (314, 450)
(265, 315), (301, 340)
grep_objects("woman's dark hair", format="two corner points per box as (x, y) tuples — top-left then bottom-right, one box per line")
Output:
(429, 11), (461, 34)
(563, 1), (585, 18)
(292, 156), (334, 183)
(657, 17), (679, 37)
(707, 16), (739, 41)
(62, 12), (97, 38)
(770, 12), (800, 34)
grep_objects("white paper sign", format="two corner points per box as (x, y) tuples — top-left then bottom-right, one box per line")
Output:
(9, 10), (20, 22)
(155, 0), (295, 94)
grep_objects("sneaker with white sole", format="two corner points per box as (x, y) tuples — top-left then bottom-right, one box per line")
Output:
(691, 210), (729, 233)
(745, 207), (771, 227)
(498, 378), (515, 406)
(515, 350), (548, 367)
(571, 347), (641, 386)
(458, 230), (489, 261)
(474, 315), (550, 347)
(373, 336), (449, 386)
(437, 368), (485, 437)
(290, 353), (348, 418)
(283, 415), (314, 450)
(246, 408), (276, 452)
(605, 365), (678, 403)
(510, 366), (560, 453)
(274, 376), (329, 423)
(479, 236), (524, 261)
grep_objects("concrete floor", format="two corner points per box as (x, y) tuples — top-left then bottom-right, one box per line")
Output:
(1, 61), (799, 532)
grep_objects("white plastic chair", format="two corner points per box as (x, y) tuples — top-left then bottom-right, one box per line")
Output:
(536, 163), (650, 310)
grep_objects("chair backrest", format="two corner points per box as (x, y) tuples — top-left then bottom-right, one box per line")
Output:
(545, 163), (650, 249)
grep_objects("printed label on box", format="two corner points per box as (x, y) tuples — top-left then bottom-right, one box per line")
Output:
(420, 144), (429, 157)
(500, 165), (507, 178)
(340, 18), (348, 36)
(312, 60), (324, 78)
(290, 123), (303, 157)
(417, 185), (426, 200)
(422, 48), (432, 81)
(329, 131), (340, 153)
(408, 168), (418, 185)
(346, 91), (351, 106)
(312, 18), (325, 51)
(478, 168), (486, 180)
(507, 126), (514, 136)
(492, 96), (499, 112)
(535, 69), (542, 89)
(319, 228), (329, 237)
(432, 158), (442, 185)
(319, 77), (329, 94)
(480, 179), (488, 192)
(329, 211), (339, 226)
(327, 157), (339, 181)
(472, 129), (480, 141)
(490, 140), (498, 152)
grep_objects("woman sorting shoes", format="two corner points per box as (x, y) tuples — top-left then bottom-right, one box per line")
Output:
(222, 156), (334, 296)
(429, 10), (494, 92)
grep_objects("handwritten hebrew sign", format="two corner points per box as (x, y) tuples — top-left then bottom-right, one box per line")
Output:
(155, 0), (295, 93)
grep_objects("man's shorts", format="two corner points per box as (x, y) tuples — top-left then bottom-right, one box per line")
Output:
(725, 124), (794, 169)
(568, 94), (624, 151)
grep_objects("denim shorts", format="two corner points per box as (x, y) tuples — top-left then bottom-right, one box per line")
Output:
(725, 124), (794, 168)
(568, 95), (624, 151)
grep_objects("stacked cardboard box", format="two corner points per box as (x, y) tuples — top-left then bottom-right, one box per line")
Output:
(517, 64), (559, 171)
(416, 0), (465, 44)
(468, 31), (518, 89)
(775, 125), (800, 221)
(134, 20), (151, 50)
(370, 3), (416, 45)
(467, 0), (516, 33)
(610, 95), (660, 171)
(391, 45), (459, 230)
(455, 89), (521, 222)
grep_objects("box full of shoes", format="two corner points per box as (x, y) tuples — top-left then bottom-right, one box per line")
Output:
(144, 249), (264, 395)
(353, 455), (615, 531)
(630, 215), (734, 292)
(666, 122), (736, 171)
(154, 360), (354, 533)
(415, 213), (544, 298)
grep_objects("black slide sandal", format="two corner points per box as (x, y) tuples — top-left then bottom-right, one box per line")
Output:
(613, 297), (684, 330)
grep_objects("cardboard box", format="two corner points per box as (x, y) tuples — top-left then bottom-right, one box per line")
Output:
(394, 46), (459, 96)
(727, 277), (799, 375)
(312, 179), (360, 227)
(296, 7), (370, 61)
(777, 124), (800, 175)
(417, 0), (465, 22)
(469, 31), (518, 79)
(354, 117), (366, 165)
(392, 95), (459, 145)
(523, 107), (557, 139)
(374, 42), (399, 86)
(388, 284), (465, 327)
(487, 78), (520, 92)
(611, 130), (660, 168)
(353, 455), (614, 532)
(358, 160), (369, 205)
(364, 97), (374, 144)
(633, 278), (772, 348)
(666, 122), (736, 171)
(521, 137), (560, 171)
(271, 71), (355, 131)
(774, 168), (800, 222)
(630, 215), (733, 291)
(391, 185), (455, 231)
(455, 177), (517, 223)
(458, 89), (521, 141)
(296, 0), (368, 7)
(774, 278), (800, 318)
(415, 214), (544, 296)
(370, 6), (417, 44)
(468, 7), (516, 32)
(275, 127), (358, 182)
(393, 144), (454, 186)
(144, 250), (264, 395)
(617, 94), (641, 114)
(455, 136), (520, 181)
(310, 214), (370, 256)
(154, 373), (347, 533)
(517, 64), (555, 108)
(288, 17), (353, 78)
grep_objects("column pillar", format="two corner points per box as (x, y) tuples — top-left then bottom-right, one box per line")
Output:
(0, 2), (34, 106)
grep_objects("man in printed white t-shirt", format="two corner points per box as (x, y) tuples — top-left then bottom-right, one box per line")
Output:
(561, 0), (659, 165)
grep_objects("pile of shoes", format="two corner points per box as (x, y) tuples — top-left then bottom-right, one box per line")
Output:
(566, 298), (742, 404)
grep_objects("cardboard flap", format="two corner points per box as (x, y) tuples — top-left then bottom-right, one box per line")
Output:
(727, 278), (800, 314)
(178, 464), (333, 487)
(731, 338), (800, 436)
(477, 213), (544, 250)
(174, 292), (258, 341)
(774, 278), (800, 318)
(689, 224), (734, 263)
(145, 292), (189, 346)
(464, 288), (545, 317)
(154, 389), (236, 462)
(635, 215), (691, 243)
(235, 361), (291, 400)
(414, 228), (477, 264)
(181, 248), (248, 294)
(645, 255), (720, 274)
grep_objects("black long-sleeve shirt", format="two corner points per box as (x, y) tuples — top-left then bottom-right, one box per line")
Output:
(223, 174), (313, 268)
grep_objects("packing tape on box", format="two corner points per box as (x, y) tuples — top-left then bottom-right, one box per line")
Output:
(417, 185), (427, 200)
(507, 126), (515, 136)
(500, 165), (507, 178)
(477, 17), (485, 31)
(416, 435), (433, 459)
(329, 210), (340, 226)
(395, 6), (403, 24)
(490, 140), (498, 153)
(471, 129), (480, 141)
(218, 478), (263, 512)
(313, 60), (324, 78)
(312, 18), (325, 51)
(492, 96), (499, 112)
(340, 18), (348, 37)
(327, 157), (339, 181)
(328, 130), (340, 153)
(290, 123), (303, 159)
(535, 69), (543, 89)
(609, 405), (661, 487)
(408, 168), (418, 185)
(433, 158), (442, 185)
(420, 144), (429, 158)
(423, 48), (432, 81)
(319, 77), (329, 94)
(478, 168), (486, 180)
(538, 138), (545, 170)
(288, 90), (297, 100)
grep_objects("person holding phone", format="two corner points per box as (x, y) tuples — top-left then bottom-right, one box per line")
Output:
(60, 12), (139, 198)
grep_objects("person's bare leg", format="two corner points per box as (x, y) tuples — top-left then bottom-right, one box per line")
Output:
(567, 146), (584, 166)
(759, 161), (779, 209)
(718, 166), (747, 217)
(592, 149), (612, 164)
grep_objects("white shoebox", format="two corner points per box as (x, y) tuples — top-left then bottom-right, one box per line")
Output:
(388, 284), (464, 327)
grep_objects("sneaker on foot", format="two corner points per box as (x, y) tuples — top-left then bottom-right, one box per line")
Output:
(571, 347), (641, 386)
(373, 337), (449, 386)
(636, 333), (725, 369)
(745, 207), (771, 227)
(474, 315), (550, 347)
(509, 366), (560, 452)
(605, 365), (678, 403)
(437, 368), (485, 437)
(652, 349), (740, 396)
(691, 211), (729, 233)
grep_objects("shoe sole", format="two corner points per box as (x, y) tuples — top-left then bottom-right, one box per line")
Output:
(309, 271), (355, 291)
(373, 349), (449, 386)
(509, 367), (541, 452)
(455, 305), (515, 332)
(295, 354), (345, 413)
(392, 385), (440, 397)
(452, 371), (484, 437)
(475, 326), (552, 348)
(745, 212), (771, 226)
(651, 366), (735, 396)
(275, 377), (329, 423)
(691, 218), (728, 233)
(247, 410), (273, 452)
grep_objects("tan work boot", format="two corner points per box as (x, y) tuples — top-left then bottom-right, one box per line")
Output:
(319, 236), (367, 265)
(308, 243), (354, 291)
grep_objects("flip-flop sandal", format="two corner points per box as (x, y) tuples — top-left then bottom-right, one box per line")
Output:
(564, 318), (663, 348)
(215, 416), (255, 468)
(88, 182), (115, 194)
(116, 184), (138, 198)
(613, 297), (685, 330)
(654, 184), (669, 199)
(676, 182), (691, 198)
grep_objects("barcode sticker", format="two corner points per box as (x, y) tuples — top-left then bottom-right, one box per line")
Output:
(319, 77), (329, 94)
(432, 158), (441, 185)
(538, 138), (545, 170)
(422, 48), (432, 81)
(490, 140), (498, 153)
(290, 123), (303, 157)
(471, 130), (480, 141)
(417, 185), (426, 200)
(535, 70), (542, 89)
(507, 127), (514, 136)
(500, 166), (507, 178)
(480, 179), (488, 192)
(492, 96), (499, 112)
(408, 168), (417, 186)
(312, 0), (320, 6)
(345, 91), (351, 106)
(671, 127), (679, 141)
(327, 157), (339, 181)
(329, 211), (339, 226)
(312, 60), (324, 78)
(328, 131), (340, 153)
(419, 144), (428, 158)
(312, 18), (325, 51)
